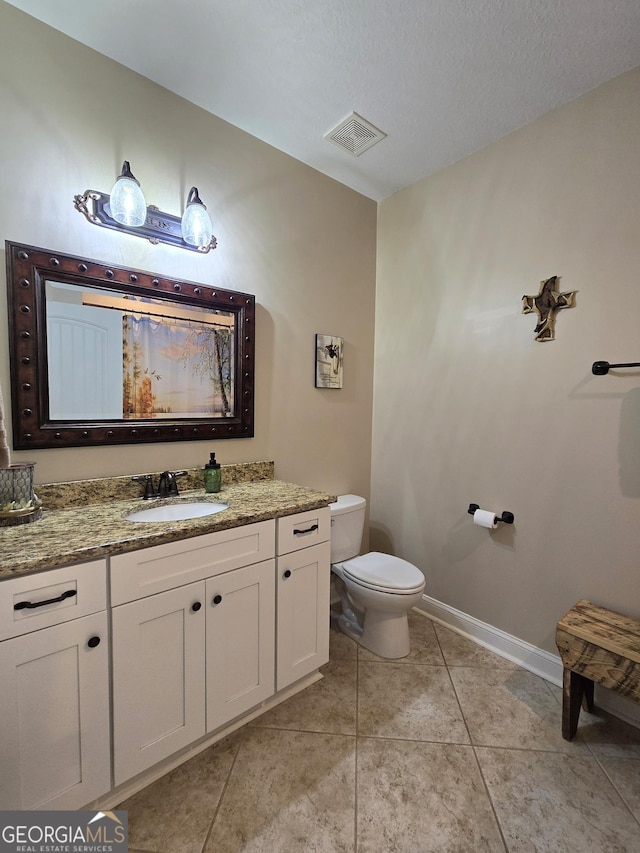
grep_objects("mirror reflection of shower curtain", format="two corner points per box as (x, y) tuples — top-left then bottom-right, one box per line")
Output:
(122, 314), (234, 418)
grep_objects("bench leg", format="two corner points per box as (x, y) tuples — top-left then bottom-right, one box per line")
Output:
(581, 678), (595, 713)
(562, 668), (590, 740)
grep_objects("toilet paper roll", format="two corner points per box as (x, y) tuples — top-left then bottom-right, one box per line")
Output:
(473, 508), (498, 529)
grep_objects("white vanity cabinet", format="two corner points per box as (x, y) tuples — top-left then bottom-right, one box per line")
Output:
(276, 508), (331, 691)
(0, 494), (333, 805)
(0, 560), (110, 810)
(110, 521), (276, 785)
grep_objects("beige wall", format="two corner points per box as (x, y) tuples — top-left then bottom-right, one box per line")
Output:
(0, 3), (376, 498)
(4, 5), (638, 657)
(373, 67), (640, 654)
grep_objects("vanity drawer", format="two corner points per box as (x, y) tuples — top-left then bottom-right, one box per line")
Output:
(0, 560), (107, 641)
(277, 507), (330, 556)
(110, 520), (276, 604)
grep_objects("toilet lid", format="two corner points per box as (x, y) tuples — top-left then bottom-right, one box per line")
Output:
(342, 552), (425, 593)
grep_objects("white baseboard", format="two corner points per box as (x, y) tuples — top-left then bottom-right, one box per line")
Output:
(417, 594), (640, 730)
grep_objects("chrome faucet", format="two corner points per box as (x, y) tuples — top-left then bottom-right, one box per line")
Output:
(132, 471), (187, 500)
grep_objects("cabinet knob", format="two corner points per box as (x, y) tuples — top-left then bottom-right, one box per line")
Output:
(191, 601), (202, 612)
(283, 569), (292, 579)
(87, 636), (101, 648)
(212, 594), (223, 605)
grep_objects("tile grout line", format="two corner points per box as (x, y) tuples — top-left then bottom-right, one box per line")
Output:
(589, 751), (640, 829)
(198, 732), (245, 853)
(434, 626), (510, 850)
(468, 742), (510, 853)
(436, 631), (474, 748)
(434, 625), (510, 851)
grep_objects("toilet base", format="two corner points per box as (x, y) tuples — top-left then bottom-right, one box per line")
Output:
(337, 607), (411, 659)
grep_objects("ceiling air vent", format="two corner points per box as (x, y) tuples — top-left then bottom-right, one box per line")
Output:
(325, 112), (386, 157)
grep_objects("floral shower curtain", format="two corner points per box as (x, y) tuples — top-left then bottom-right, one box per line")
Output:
(122, 313), (234, 418)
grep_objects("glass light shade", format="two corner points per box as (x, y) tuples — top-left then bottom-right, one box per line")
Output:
(181, 187), (213, 248)
(109, 162), (147, 227)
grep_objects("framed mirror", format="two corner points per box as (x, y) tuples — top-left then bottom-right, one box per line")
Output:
(5, 242), (255, 449)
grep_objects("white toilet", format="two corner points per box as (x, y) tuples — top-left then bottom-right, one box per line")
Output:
(330, 494), (426, 659)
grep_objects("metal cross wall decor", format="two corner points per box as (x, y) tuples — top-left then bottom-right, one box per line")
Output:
(522, 275), (576, 342)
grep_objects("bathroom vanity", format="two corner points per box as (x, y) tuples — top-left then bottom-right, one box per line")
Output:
(0, 468), (333, 810)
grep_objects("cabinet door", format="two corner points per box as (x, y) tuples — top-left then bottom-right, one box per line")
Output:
(112, 582), (206, 785)
(0, 611), (110, 810)
(276, 541), (330, 691)
(206, 560), (275, 732)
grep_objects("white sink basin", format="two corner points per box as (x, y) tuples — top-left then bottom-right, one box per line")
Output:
(125, 502), (229, 523)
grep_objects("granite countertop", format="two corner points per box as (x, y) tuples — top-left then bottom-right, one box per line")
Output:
(0, 477), (336, 581)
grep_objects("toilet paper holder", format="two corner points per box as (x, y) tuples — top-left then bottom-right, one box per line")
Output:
(467, 504), (514, 525)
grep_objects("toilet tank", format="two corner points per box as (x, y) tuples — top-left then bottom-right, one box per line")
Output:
(329, 494), (366, 563)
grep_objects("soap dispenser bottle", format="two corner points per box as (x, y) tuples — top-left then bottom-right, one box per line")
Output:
(204, 452), (221, 493)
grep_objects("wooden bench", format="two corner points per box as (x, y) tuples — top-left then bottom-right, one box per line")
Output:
(556, 599), (640, 740)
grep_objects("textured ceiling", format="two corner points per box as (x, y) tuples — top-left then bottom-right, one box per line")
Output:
(6, 0), (640, 200)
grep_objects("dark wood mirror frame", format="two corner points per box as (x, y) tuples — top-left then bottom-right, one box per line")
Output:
(5, 241), (255, 450)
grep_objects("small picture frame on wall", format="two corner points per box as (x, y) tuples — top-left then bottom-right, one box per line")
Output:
(315, 334), (344, 389)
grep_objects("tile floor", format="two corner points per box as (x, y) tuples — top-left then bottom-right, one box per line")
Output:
(119, 610), (640, 852)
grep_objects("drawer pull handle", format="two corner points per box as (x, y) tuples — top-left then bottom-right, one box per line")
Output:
(14, 589), (77, 611)
(293, 524), (319, 535)
(191, 601), (202, 612)
(87, 636), (101, 649)
(212, 595), (223, 605)
(283, 570), (292, 579)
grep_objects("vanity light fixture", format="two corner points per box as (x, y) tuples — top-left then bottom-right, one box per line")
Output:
(74, 161), (217, 253)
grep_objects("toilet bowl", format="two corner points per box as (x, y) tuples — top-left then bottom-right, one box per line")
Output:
(330, 496), (426, 659)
